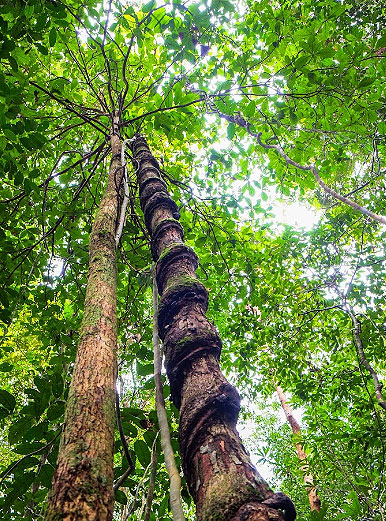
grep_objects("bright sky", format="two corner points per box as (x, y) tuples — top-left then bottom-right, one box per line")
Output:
(238, 397), (304, 482)
(273, 200), (320, 230)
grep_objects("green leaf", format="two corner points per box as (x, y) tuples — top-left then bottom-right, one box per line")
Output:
(142, 0), (156, 13)
(136, 361), (154, 376)
(36, 43), (49, 56)
(14, 441), (45, 454)
(8, 417), (33, 445)
(0, 389), (16, 411)
(115, 489), (127, 505)
(12, 471), (36, 495)
(294, 55), (308, 69)
(13, 456), (40, 472)
(227, 122), (235, 140)
(219, 80), (233, 91)
(3, 128), (17, 141)
(122, 421), (138, 437)
(35, 13), (48, 31)
(358, 76), (376, 88)
(39, 463), (54, 488)
(24, 178), (38, 194)
(134, 439), (151, 467)
(244, 101), (255, 118)
(8, 56), (18, 71)
(289, 110), (297, 123)
(0, 407), (10, 419)
(46, 401), (65, 421)
(121, 407), (146, 420)
(2, 39), (16, 51)
(14, 170), (23, 186)
(49, 27), (57, 47)
(0, 362), (14, 372)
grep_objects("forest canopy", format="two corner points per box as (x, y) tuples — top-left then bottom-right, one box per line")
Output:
(0, 0), (385, 520)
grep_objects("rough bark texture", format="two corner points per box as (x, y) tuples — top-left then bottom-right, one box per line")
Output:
(131, 135), (296, 521)
(276, 386), (321, 512)
(45, 124), (123, 521)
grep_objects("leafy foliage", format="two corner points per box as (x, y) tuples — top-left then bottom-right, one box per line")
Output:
(0, 0), (385, 520)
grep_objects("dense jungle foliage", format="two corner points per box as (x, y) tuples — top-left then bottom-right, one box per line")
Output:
(0, 0), (385, 520)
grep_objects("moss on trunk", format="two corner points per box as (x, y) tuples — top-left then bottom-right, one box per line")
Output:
(131, 136), (296, 521)
(44, 128), (123, 521)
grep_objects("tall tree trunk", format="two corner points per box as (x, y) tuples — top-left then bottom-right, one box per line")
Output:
(275, 386), (321, 512)
(131, 135), (296, 521)
(45, 120), (123, 521)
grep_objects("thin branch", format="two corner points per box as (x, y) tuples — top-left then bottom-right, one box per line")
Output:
(74, 30), (110, 112)
(115, 140), (132, 245)
(122, 440), (157, 521)
(40, 143), (107, 188)
(153, 267), (186, 521)
(0, 246), (43, 346)
(30, 81), (109, 136)
(120, 5), (168, 109)
(120, 97), (205, 127)
(299, 304), (342, 316)
(143, 439), (158, 521)
(9, 148), (109, 278)
(324, 170), (385, 210)
(0, 430), (61, 485)
(0, 145), (105, 205)
(213, 108), (386, 226)
(347, 309), (386, 411)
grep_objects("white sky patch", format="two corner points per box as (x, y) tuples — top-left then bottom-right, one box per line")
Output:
(238, 395), (305, 483)
(272, 200), (320, 230)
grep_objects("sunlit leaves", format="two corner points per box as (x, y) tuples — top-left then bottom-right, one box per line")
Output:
(0, 0), (385, 520)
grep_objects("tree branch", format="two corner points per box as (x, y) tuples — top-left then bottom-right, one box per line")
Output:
(153, 266), (186, 521)
(347, 309), (386, 411)
(143, 439), (158, 521)
(213, 108), (386, 226)
(30, 81), (109, 136)
(0, 430), (61, 485)
(120, 97), (204, 127)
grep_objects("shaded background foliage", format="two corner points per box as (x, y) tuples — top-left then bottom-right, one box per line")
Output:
(0, 0), (385, 520)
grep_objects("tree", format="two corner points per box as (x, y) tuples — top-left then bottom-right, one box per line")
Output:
(0, 1), (385, 520)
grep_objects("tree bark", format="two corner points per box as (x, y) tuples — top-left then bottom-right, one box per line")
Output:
(275, 386), (321, 512)
(45, 120), (123, 521)
(131, 135), (296, 521)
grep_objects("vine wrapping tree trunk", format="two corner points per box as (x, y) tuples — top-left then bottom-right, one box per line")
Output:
(131, 135), (296, 521)
(45, 119), (123, 521)
(275, 386), (321, 512)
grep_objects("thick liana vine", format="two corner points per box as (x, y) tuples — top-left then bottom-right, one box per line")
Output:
(131, 135), (296, 521)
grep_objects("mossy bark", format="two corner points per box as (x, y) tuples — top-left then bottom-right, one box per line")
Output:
(44, 124), (123, 521)
(131, 136), (296, 521)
